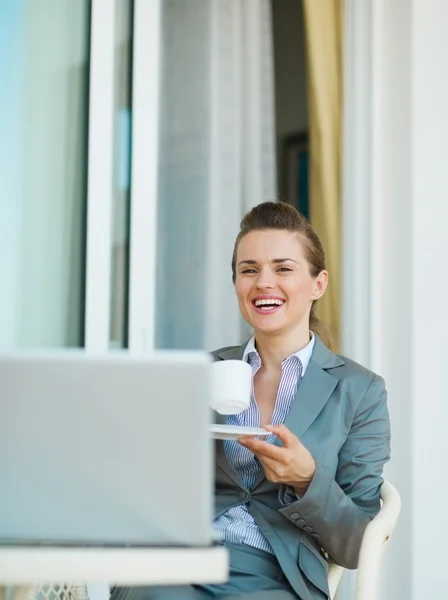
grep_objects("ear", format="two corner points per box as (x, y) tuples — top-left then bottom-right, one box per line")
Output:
(311, 270), (328, 301)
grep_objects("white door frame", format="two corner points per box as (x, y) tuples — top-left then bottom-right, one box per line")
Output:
(339, 2), (383, 598)
(127, 0), (161, 353)
(84, 0), (116, 352)
(341, 0), (383, 370)
(84, 0), (162, 353)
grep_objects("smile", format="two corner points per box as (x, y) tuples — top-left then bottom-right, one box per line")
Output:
(251, 297), (285, 313)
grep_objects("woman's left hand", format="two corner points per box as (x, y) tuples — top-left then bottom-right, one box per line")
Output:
(239, 424), (316, 495)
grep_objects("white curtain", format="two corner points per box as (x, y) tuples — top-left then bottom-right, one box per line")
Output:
(156, 0), (277, 351)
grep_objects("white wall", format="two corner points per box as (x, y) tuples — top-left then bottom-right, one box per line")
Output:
(373, 2), (413, 597)
(343, 0), (448, 597)
(411, 0), (448, 596)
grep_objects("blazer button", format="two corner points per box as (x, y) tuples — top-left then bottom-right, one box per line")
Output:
(239, 492), (250, 502)
(304, 525), (313, 533)
(290, 512), (301, 520)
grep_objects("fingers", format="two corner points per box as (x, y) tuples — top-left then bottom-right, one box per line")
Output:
(263, 424), (296, 448)
(239, 437), (285, 461)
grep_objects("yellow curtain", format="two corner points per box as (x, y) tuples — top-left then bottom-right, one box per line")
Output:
(302, 0), (343, 351)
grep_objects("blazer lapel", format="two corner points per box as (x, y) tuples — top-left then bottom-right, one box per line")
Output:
(213, 342), (250, 489)
(277, 337), (344, 443)
(281, 361), (338, 441)
(216, 344), (247, 361)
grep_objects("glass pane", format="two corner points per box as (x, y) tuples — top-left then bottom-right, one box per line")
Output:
(0, 0), (90, 348)
(155, 0), (211, 350)
(109, 0), (133, 349)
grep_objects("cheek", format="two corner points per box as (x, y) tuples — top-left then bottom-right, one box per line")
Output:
(234, 279), (250, 303)
(286, 278), (314, 301)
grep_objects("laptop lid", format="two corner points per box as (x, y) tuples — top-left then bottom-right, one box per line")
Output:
(0, 350), (213, 546)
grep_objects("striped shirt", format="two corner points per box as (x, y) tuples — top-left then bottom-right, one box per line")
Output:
(213, 333), (315, 554)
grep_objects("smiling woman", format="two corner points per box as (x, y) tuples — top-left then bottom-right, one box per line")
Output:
(232, 202), (329, 350)
(112, 201), (391, 600)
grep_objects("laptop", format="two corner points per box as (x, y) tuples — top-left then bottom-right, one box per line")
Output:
(0, 350), (213, 547)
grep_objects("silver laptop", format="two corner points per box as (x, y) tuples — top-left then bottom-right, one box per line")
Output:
(0, 350), (213, 546)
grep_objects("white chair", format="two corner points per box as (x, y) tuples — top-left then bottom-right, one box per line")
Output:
(11, 585), (90, 600)
(10, 481), (401, 600)
(328, 480), (402, 599)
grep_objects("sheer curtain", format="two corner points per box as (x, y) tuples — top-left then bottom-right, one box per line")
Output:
(155, 0), (276, 352)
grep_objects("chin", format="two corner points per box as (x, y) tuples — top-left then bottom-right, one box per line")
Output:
(251, 318), (289, 336)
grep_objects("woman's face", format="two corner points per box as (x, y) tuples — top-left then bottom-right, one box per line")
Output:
(234, 229), (327, 336)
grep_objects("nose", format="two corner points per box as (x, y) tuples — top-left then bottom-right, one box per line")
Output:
(256, 268), (275, 290)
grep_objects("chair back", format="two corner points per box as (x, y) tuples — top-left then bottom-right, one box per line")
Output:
(327, 480), (401, 600)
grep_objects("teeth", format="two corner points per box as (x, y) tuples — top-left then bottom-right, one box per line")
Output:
(254, 298), (284, 307)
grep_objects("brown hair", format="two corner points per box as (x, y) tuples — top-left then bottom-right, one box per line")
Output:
(232, 201), (330, 344)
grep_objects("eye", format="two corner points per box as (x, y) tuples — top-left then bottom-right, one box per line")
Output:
(241, 268), (257, 274)
(277, 267), (293, 272)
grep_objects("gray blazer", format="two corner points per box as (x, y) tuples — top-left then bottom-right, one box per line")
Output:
(211, 335), (391, 600)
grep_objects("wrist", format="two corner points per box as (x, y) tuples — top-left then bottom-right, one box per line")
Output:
(293, 459), (316, 495)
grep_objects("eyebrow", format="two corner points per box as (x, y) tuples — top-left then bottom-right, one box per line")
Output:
(237, 258), (298, 266)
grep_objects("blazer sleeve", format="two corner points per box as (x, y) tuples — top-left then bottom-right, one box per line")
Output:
(278, 374), (391, 569)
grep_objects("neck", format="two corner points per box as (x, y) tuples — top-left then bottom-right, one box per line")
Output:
(254, 323), (311, 369)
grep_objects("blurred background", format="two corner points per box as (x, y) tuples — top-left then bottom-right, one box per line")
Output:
(1, 0), (447, 598)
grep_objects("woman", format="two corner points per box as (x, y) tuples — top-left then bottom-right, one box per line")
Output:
(114, 201), (391, 600)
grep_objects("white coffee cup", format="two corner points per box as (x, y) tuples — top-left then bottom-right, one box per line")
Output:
(211, 360), (252, 415)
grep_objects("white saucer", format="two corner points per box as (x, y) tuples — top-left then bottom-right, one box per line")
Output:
(210, 424), (270, 440)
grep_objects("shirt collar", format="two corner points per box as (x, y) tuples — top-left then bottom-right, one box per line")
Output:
(242, 332), (315, 376)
